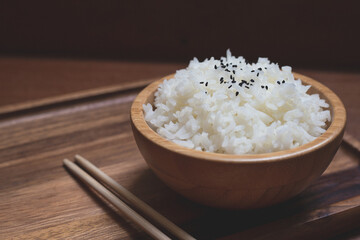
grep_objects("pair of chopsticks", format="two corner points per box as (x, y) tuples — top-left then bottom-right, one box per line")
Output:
(63, 155), (195, 240)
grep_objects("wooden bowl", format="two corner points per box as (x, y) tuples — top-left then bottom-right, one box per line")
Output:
(130, 73), (346, 209)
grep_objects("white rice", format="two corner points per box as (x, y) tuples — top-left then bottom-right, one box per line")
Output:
(143, 50), (331, 154)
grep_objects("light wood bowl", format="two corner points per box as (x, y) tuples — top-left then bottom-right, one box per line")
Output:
(130, 73), (346, 209)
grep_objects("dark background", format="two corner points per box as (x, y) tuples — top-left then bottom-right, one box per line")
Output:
(0, 0), (359, 69)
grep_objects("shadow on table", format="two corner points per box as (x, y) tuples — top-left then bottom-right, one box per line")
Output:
(131, 163), (360, 239)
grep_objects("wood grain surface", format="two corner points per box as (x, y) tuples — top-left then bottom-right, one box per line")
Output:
(0, 59), (359, 239)
(0, 57), (184, 106)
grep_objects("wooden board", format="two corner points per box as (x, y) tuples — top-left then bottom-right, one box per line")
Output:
(0, 57), (184, 107)
(0, 82), (359, 239)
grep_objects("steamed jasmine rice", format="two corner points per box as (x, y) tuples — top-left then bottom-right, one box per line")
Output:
(143, 50), (331, 154)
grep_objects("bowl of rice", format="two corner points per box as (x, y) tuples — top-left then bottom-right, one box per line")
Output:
(130, 50), (346, 209)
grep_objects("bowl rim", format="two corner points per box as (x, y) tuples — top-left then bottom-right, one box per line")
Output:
(131, 72), (346, 164)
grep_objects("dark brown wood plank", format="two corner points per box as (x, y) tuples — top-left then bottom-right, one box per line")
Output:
(0, 65), (359, 239)
(0, 57), (184, 107)
(0, 77), (155, 116)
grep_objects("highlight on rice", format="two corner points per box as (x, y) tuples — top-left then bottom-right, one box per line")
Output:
(143, 50), (331, 154)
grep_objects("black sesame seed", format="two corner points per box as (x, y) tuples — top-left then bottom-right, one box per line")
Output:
(261, 85), (264, 89)
(228, 85), (232, 89)
(225, 69), (230, 72)
(200, 82), (204, 84)
(233, 70), (236, 74)
(265, 67), (267, 69)
(205, 91), (207, 94)
(231, 80), (236, 83)
(236, 91), (239, 96)
(251, 70), (255, 72)
(226, 63), (229, 67)
(250, 84), (253, 86)
(241, 80), (247, 83)
(239, 83), (243, 87)
(245, 86), (249, 89)
(265, 86), (268, 90)
(277, 81), (280, 85)
(233, 65), (237, 68)
(250, 79), (255, 82)
(214, 65), (217, 69)
(257, 73), (259, 77)
(221, 65), (226, 68)
(240, 68), (243, 70)
(258, 68), (262, 71)
(205, 82), (208, 87)
(282, 80), (285, 83)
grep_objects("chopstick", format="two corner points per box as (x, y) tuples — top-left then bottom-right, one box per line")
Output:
(64, 157), (196, 240)
(74, 155), (195, 240)
(63, 159), (171, 240)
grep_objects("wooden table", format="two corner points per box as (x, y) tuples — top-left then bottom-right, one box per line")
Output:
(0, 58), (359, 239)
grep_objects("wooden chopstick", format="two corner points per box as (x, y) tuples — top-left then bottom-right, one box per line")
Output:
(63, 159), (171, 240)
(74, 154), (196, 240)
